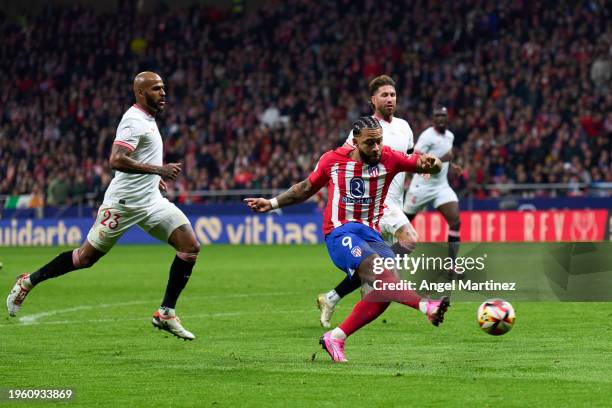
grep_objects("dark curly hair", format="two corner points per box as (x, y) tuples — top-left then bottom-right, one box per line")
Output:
(352, 116), (381, 136)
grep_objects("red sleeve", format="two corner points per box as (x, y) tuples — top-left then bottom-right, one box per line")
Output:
(307, 152), (332, 191)
(387, 148), (421, 173)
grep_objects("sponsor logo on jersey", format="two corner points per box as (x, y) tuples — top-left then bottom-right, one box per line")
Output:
(350, 177), (365, 197)
(341, 196), (373, 204)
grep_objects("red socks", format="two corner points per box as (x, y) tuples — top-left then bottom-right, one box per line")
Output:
(366, 269), (421, 309)
(338, 300), (390, 337)
(336, 269), (423, 338)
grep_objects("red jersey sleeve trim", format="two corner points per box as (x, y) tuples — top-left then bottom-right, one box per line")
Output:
(113, 140), (136, 152)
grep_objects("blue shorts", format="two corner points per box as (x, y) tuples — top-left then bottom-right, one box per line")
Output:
(325, 222), (395, 277)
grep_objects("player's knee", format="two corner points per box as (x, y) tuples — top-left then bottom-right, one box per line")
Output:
(176, 243), (200, 263)
(189, 240), (201, 255)
(395, 225), (418, 249)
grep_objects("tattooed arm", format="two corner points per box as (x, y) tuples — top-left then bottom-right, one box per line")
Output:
(245, 151), (332, 213)
(244, 178), (320, 213)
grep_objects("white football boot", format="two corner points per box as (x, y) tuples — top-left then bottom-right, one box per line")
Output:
(316, 294), (336, 328)
(7, 273), (32, 317)
(152, 309), (195, 340)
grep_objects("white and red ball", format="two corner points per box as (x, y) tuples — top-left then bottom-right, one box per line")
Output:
(477, 299), (515, 336)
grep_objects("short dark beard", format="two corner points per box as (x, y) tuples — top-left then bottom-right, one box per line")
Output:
(377, 106), (394, 121)
(359, 149), (379, 165)
(144, 93), (160, 114)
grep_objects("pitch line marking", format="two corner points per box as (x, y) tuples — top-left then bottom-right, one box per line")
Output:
(1, 308), (312, 327)
(8, 291), (301, 325)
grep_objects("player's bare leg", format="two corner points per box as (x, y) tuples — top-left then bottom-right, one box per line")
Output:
(437, 201), (461, 279)
(151, 223), (200, 340)
(7, 241), (105, 316)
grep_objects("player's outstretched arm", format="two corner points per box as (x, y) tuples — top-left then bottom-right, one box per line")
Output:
(245, 178), (319, 213)
(415, 153), (442, 174)
(109, 145), (182, 180)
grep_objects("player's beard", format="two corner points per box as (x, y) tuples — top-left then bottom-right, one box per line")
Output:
(145, 93), (164, 113)
(359, 149), (381, 166)
(377, 104), (395, 120)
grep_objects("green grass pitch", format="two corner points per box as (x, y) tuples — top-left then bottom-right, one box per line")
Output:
(0, 245), (611, 407)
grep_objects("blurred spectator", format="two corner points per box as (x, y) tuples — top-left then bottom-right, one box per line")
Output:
(0, 1), (610, 206)
(46, 172), (70, 206)
(590, 46), (611, 90)
(71, 174), (89, 205)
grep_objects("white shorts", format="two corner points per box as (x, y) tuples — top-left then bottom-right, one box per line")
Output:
(403, 183), (458, 214)
(379, 205), (415, 245)
(87, 198), (190, 253)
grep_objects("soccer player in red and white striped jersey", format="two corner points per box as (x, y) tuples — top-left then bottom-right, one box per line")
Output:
(245, 117), (450, 362)
(317, 75), (418, 328)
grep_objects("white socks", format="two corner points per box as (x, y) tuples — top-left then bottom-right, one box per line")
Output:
(325, 290), (341, 305)
(418, 300), (428, 314)
(330, 327), (347, 340)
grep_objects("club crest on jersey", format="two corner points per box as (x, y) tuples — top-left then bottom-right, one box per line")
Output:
(367, 165), (379, 177)
(351, 246), (362, 257)
(349, 177), (365, 197)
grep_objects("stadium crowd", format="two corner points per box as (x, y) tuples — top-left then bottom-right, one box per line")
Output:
(0, 0), (610, 207)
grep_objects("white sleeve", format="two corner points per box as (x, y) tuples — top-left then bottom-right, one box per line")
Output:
(113, 118), (141, 151)
(344, 130), (355, 147)
(414, 130), (430, 153)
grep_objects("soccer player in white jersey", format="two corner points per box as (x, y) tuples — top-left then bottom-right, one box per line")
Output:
(316, 75), (419, 328)
(7, 72), (200, 340)
(404, 106), (462, 279)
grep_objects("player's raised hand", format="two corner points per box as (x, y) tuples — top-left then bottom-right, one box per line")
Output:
(244, 198), (272, 213)
(159, 162), (182, 180)
(416, 154), (442, 174)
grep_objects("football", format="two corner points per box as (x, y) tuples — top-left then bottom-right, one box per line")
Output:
(477, 299), (516, 336)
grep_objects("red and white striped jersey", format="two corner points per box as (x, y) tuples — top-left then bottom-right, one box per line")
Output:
(308, 145), (420, 235)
